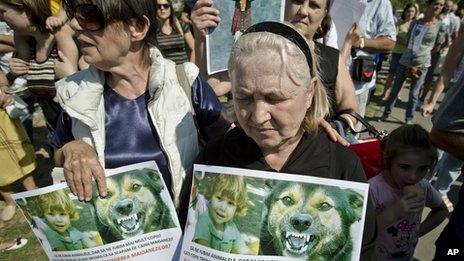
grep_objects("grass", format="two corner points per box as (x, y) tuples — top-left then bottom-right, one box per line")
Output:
(0, 202), (48, 261)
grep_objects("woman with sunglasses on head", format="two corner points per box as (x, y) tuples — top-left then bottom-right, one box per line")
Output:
(0, 0), (78, 134)
(50, 0), (229, 206)
(191, 0), (359, 140)
(156, 0), (195, 64)
(183, 21), (376, 260)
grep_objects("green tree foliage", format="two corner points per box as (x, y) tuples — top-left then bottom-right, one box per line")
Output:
(391, 0), (425, 12)
(391, 0), (464, 13)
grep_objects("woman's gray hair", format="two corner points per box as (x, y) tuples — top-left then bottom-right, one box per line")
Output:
(228, 31), (330, 132)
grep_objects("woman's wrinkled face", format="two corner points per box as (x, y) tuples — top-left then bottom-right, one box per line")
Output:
(232, 51), (313, 152)
(284, 0), (327, 40)
(71, 18), (132, 70)
(156, 0), (171, 21)
(0, 3), (31, 33)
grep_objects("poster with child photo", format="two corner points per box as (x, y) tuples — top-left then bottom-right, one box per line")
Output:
(181, 164), (370, 261)
(11, 161), (181, 260)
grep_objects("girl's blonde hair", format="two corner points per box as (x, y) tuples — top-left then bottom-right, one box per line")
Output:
(383, 124), (438, 170)
(228, 31), (330, 132)
(35, 190), (79, 221)
(204, 174), (248, 217)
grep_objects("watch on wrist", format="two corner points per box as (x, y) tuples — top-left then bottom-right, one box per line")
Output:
(359, 37), (365, 49)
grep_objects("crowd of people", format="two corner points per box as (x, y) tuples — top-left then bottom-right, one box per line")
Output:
(0, 0), (464, 259)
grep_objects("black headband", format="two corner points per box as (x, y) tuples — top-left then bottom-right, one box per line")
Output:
(242, 21), (314, 76)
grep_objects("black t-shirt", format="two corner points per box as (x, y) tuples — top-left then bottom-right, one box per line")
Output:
(315, 41), (339, 110)
(188, 127), (377, 260)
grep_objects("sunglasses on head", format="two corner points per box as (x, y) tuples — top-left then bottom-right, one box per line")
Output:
(157, 4), (171, 9)
(63, 0), (106, 31)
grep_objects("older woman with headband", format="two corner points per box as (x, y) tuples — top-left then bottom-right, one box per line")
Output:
(51, 0), (229, 205)
(192, 22), (376, 260)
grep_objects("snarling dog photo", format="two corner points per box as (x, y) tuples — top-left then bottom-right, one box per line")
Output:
(90, 169), (175, 243)
(259, 181), (364, 260)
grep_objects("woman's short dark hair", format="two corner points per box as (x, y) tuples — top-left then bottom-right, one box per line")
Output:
(72, 0), (158, 47)
(3, 0), (51, 33)
(401, 4), (418, 20)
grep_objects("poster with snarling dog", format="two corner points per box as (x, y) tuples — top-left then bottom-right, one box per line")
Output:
(12, 161), (181, 260)
(181, 164), (369, 261)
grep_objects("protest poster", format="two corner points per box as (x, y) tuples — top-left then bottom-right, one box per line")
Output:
(330, 0), (366, 49)
(11, 161), (181, 261)
(206, 0), (285, 74)
(181, 164), (369, 261)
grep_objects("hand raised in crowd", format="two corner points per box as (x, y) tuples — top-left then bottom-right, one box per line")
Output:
(0, 89), (14, 109)
(343, 23), (362, 49)
(420, 102), (435, 117)
(45, 16), (66, 31)
(9, 57), (29, 76)
(395, 192), (425, 215)
(60, 140), (107, 201)
(191, 0), (221, 37)
(55, 50), (78, 78)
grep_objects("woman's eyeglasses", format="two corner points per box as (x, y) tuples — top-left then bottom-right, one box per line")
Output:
(157, 4), (171, 10)
(63, 1), (106, 31)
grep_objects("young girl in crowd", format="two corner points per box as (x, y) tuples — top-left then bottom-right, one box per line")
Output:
(193, 174), (254, 254)
(369, 124), (448, 260)
(35, 190), (99, 251)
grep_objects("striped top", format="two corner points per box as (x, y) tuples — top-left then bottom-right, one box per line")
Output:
(157, 24), (189, 64)
(26, 41), (59, 101)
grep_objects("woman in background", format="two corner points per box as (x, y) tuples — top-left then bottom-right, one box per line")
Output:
(156, 0), (195, 64)
(382, 4), (418, 101)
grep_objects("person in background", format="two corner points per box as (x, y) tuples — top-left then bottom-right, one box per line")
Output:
(382, 0), (446, 124)
(429, 30), (464, 259)
(341, 0), (396, 125)
(156, 0), (195, 64)
(419, 0), (460, 103)
(1, 0), (78, 137)
(382, 4), (418, 101)
(421, 26), (464, 213)
(0, 88), (37, 222)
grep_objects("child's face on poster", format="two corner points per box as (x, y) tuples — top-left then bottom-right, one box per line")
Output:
(210, 193), (237, 226)
(45, 211), (71, 235)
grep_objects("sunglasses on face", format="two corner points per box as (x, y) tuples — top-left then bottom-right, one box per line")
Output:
(157, 4), (171, 10)
(63, 1), (106, 31)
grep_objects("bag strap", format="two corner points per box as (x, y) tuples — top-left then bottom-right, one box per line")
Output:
(334, 109), (387, 139)
(175, 64), (195, 116)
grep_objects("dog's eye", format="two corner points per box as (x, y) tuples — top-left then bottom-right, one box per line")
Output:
(131, 184), (142, 192)
(318, 202), (333, 211)
(281, 196), (295, 206)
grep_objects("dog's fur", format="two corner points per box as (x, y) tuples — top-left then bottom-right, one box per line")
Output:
(259, 181), (364, 260)
(91, 169), (175, 243)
